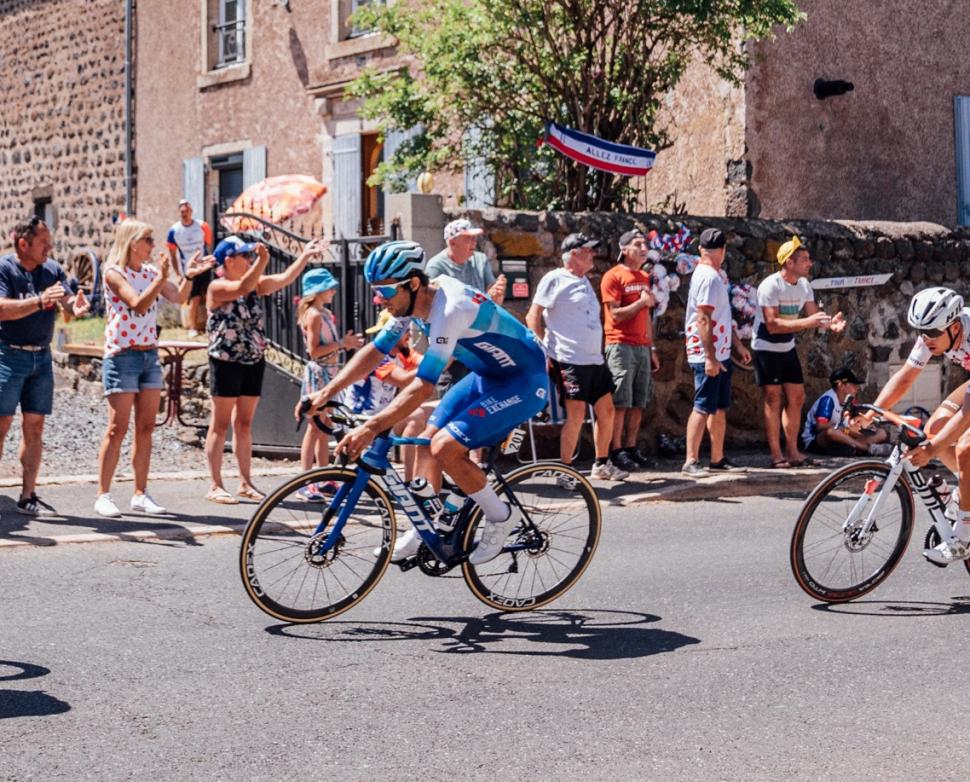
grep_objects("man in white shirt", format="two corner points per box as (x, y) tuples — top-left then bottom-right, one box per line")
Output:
(751, 236), (845, 468)
(166, 200), (212, 336)
(527, 233), (628, 482)
(682, 228), (751, 477)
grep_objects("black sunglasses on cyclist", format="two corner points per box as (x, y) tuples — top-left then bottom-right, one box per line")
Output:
(919, 326), (948, 339)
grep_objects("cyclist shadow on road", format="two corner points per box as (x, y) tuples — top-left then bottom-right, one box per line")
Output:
(267, 609), (701, 660)
(812, 597), (970, 618)
(0, 660), (71, 720)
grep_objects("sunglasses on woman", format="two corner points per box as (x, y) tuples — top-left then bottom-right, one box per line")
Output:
(372, 280), (410, 300)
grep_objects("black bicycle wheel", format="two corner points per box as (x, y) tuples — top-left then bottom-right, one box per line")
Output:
(790, 460), (914, 603)
(239, 467), (396, 623)
(461, 463), (601, 611)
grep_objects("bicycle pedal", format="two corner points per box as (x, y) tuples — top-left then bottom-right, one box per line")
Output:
(397, 556), (420, 572)
(922, 551), (950, 569)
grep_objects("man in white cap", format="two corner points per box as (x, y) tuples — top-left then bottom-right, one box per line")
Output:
(425, 218), (506, 397)
(426, 218), (506, 304)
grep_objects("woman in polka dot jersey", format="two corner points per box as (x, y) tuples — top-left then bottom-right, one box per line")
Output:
(94, 218), (212, 518)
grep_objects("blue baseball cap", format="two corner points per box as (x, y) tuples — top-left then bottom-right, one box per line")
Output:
(302, 267), (338, 297)
(214, 236), (257, 265)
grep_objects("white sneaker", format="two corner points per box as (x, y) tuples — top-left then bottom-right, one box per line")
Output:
(923, 538), (970, 566)
(590, 460), (629, 481)
(373, 527), (423, 562)
(468, 506), (520, 565)
(94, 493), (122, 518)
(187, 329), (199, 338)
(556, 473), (579, 491)
(130, 493), (167, 514)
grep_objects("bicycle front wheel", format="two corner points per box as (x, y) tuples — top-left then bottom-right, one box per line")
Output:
(462, 463), (601, 611)
(790, 460), (914, 603)
(239, 467), (396, 623)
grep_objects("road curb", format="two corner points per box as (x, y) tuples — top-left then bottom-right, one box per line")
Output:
(1, 467), (831, 551)
(0, 466), (297, 489)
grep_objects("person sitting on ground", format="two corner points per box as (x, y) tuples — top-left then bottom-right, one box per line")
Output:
(801, 368), (890, 458)
(295, 267), (363, 501)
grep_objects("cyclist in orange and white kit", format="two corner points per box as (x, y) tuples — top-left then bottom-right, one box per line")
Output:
(860, 287), (970, 564)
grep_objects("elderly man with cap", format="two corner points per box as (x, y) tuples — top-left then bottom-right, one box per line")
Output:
(527, 232), (627, 483)
(166, 199), (212, 336)
(599, 228), (660, 474)
(751, 236), (845, 468)
(801, 367), (889, 457)
(682, 228), (752, 477)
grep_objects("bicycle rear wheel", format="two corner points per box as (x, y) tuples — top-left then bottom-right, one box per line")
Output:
(790, 460), (914, 603)
(461, 463), (601, 611)
(239, 467), (396, 623)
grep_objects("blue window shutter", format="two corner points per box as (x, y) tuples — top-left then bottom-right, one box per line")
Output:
(182, 157), (205, 215)
(463, 125), (494, 208)
(383, 125), (421, 193)
(955, 97), (970, 225)
(243, 145), (267, 189)
(332, 134), (362, 238)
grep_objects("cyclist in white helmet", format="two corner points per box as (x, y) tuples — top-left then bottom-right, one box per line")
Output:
(857, 286), (970, 564)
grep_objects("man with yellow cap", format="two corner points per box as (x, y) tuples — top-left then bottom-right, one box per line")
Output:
(751, 236), (845, 468)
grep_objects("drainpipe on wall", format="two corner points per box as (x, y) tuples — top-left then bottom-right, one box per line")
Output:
(124, 0), (134, 216)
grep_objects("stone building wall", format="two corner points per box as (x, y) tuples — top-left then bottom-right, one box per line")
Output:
(438, 206), (970, 451)
(0, 0), (127, 261)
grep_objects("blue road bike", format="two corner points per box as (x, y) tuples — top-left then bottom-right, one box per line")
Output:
(239, 402), (602, 623)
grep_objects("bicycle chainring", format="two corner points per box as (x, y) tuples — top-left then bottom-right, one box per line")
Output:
(416, 544), (456, 576)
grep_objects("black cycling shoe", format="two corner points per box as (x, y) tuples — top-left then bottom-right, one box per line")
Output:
(611, 450), (640, 473)
(626, 449), (655, 469)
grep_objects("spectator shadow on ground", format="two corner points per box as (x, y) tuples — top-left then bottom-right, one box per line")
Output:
(0, 495), (247, 548)
(266, 609), (701, 661)
(811, 597), (970, 618)
(0, 661), (71, 720)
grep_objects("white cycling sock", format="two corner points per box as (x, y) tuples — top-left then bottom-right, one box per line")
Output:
(469, 485), (509, 523)
(953, 512), (970, 544)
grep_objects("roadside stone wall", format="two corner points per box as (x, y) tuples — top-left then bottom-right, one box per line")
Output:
(445, 207), (970, 451)
(0, 0), (127, 261)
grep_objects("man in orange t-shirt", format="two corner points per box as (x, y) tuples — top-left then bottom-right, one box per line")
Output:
(600, 229), (660, 473)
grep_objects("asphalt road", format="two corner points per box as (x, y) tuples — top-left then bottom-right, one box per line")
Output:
(3, 494), (969, 781)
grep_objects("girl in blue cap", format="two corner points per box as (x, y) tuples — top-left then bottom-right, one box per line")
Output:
(296, 266), (363, 501)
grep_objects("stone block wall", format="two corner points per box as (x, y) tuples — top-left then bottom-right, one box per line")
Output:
(442, 207), (970, 451)
(0, 0), (127, 261)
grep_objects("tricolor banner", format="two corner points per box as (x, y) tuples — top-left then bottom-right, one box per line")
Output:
(540, 122), (656, 177)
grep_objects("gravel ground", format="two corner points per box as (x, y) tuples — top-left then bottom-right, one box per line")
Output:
(0, 364), (285, 481)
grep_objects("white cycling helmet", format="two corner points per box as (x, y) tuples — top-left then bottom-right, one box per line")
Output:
(907, 287), (963, 331)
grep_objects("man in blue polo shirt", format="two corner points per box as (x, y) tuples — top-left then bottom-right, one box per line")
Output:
(0, 217), (89, 516)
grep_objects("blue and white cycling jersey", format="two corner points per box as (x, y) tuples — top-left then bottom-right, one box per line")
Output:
(372, 276), (545, 381)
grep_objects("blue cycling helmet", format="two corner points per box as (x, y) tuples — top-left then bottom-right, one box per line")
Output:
(363, 240), (426, 284)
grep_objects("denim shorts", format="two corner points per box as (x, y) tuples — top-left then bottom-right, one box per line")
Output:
(689, 360), (734, 415)
(0, 344), (54, 416)
(102, 348), (164, 395)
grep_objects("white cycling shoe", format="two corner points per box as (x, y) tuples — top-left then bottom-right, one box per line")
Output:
(923, 538), (970, 566)
(468, 506), (521, 566)
(374, 527), (423, 562)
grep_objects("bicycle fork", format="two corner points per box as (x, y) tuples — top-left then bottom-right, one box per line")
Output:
(843, 456), (907, 535)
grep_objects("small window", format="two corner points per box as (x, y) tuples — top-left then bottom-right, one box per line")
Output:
(348, 0), (384, 39)
(214, 0), (247, 68)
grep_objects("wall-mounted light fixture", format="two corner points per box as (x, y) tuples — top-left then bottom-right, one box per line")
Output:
(814, 78), (854, 100)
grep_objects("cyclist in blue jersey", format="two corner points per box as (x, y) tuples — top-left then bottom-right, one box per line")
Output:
(307, 240), (548, 564)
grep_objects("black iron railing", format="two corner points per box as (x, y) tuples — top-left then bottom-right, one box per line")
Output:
(223, 211), (399, 365)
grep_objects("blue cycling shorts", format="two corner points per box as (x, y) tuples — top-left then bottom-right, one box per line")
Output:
(429, 369), (549, 450)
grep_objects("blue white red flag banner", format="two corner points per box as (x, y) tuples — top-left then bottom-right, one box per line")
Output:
(539, 122), (656, 177)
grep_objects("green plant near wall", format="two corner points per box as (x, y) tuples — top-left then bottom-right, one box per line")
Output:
(349, 0), (803, 213)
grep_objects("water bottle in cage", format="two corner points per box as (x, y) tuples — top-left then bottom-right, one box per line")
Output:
(435, 490), (465, 532)
(409, 478), (443, 518)
(502, 426), (526, 455)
